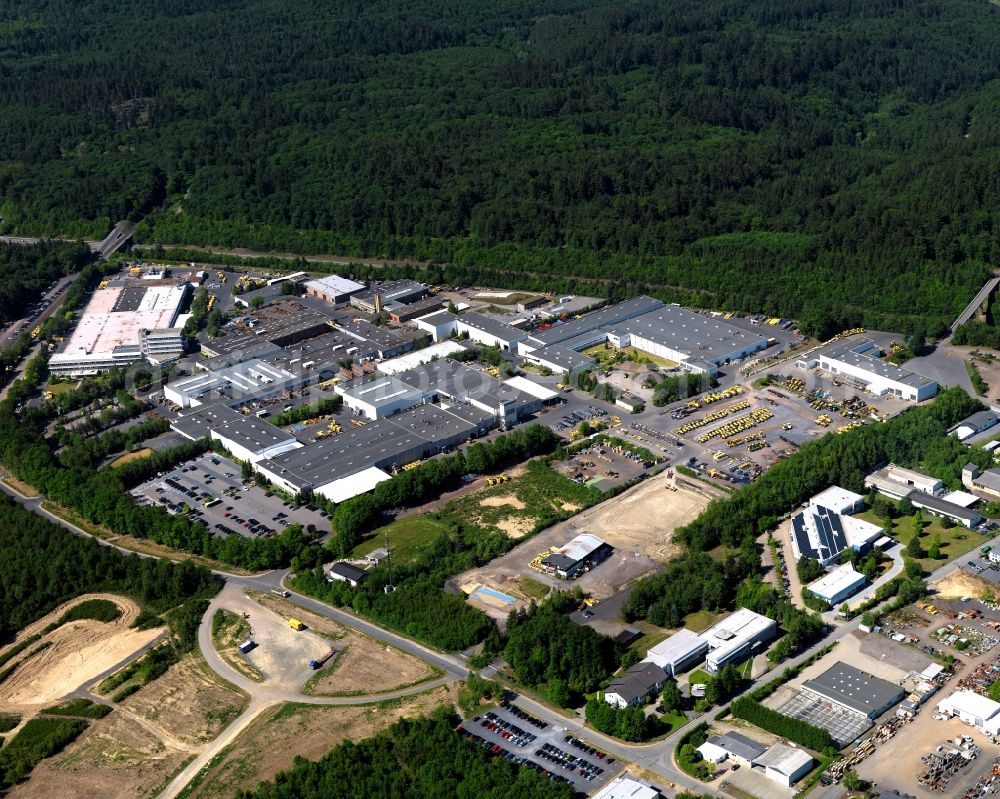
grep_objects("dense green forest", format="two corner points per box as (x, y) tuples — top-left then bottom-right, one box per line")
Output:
(238, 713), (573, 799)
(0, 242), (86, 326)
(2, 1), (1000, 334)
(0, 494), (221, 640)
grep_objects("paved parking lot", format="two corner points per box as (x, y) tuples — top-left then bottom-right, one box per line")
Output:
(457, 703), (616, 793)
(132, 452), (330, 538)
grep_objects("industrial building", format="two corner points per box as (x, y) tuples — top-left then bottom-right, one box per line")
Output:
(389, 296), (445, 323)
(802, 662), (905, 720)
(696, 732), (767, 767)
(170, 403), (245, 440)
(937, 689), (1000, 734)
(800, 338), (938, 402)
(643, 629), (708, 677)
(455, 312), (528, 351)
(963, 463), (1000, 501)
(589, 777), (662, 799)
(791, 504), (883, 566)
(806, 564), (867, 606)
(303, 275), (365, 306)
(414, 310), (458, 342)
(254, 403), (490, 503)
(164, 358), (304, 409)
(809, 486), (866, 515)
(520, 343), (597, 375)
(753, 745), (814, 787)
(907, 490), (983, 528)
(950, 410), (1000, 442)
(338, 359), (540, 427)
(699, 608), (777, 673)
(208, 415), (303, 465)
(49, 280), (190, 375)
(517, 297), (768, 377)
(376, 341), (467, 375)
(540, 533), (612, 579)
(603, 662), (667, 709)
(326, 561), (368, 587)
(350, 279), (428, 314)
(864, 464), (944, 500)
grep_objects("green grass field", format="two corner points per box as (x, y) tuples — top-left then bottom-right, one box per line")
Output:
(350, 516), (447, 564)
(517, 577), (550, 600)
(660, 711), (688, 734)
(44, 380), (77, 396)
(858, 509), (986, 573)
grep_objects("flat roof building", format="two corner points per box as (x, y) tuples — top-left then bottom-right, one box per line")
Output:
(540, 533), (612, 579)
(171, 403), (244, 440)
(865, 464), (944, 500)
(699, 608), (777, 673)
(643, 629), (708, 677)
(589, 777), (663, 799)
(455, 311), (527, 351)
(414, 310), (458, 342)
(806, 337), (937, 402)
(806, 563), (867, 607)
(937, 689), (1000, 734)
(521, 343), (597, 375)
(164, 358), (305, 409)
(337, 374), (434, 420)
(791, 505), (883, 566)
(209, 415), (303, 465)
(810, 486), (865, 515)
(754, 744), (814, 787)
(304, 275), (365, 306)
(350, 279), (428, 314)
(963, 463), (1000, 501)
(376, 341), (467, 375)
(802, 661), (905, 719)
(390, 296), (445, 323)
(49, 281), (189, 375)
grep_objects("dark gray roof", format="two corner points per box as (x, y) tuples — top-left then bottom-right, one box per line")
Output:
(171, 403), (243, 439)
(792, 505), (847, 562)
(708, 732), (767, 762)
(907, 490), (981, 522)
(458, 311), (527, 343)
(803, 661), (904, 717)
(525, 296), (663, 347)
(606, 662), (666, 702)
(328, 562), (368, 582)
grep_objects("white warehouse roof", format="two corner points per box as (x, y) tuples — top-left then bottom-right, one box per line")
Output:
(810, 486), (864, 514)
(754, 744), (813, 778)
(807, 564), (866, 603)
(304, 275), (365, 295)
(316, 466), (393, 504)
(554, 533), (606, 562)
(700, 608), (775, 660)
(589, 776), (661, 799)
(377, 341), (467, 374)
(938, 689), (1000, 723)
(645, 629), (708, 670)
(503, 375), (559, 402)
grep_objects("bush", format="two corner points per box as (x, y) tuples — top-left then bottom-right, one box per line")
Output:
(0, 717), (87, 789)
(41, 699), (112, 719)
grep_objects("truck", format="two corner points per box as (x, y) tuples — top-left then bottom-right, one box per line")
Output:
(288, 618), (305, 631)
(309, 648), (338, 670)
(238, 640), (256, 654)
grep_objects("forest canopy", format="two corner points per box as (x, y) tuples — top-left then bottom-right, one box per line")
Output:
(1, 0), (1000, 333)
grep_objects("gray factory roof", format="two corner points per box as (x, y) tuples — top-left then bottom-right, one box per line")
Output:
(706, 732), (767, 763)
(417, 310), (458, 326)
(525, 296), (664, 347)
(171, 403), (243, 440)
(457, 311), (527, 343)
(529, 343), (597, 372)
(820, 339), (935, 389)
(352, 279), (428, 308)
(803, 661), (904, 717)
(397, 359), (521, 407)
(211, 414), (299, 453)
(612, 305), (768, 364)
(972, 468), (1000, 494)
(257, 404), (480, 488)
(906, 490), (981, 522)
(339, 374), (430, 409)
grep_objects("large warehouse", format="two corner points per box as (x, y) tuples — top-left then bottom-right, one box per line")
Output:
(791, 504), (883, 566)
(164, 358), (303, 409)
(802, 662), (905, 720)
(801, 337), (938, 402)
(303, 274), (365, 305)
(208, 415), (303, 465)
(699, 608), (777, 673)
(49, 280), (190, 375)
(255, 402), (488, 502)
(517, 297), (768, 376)
(455, 311), (527, 351)
(937, 690), (1000, 734)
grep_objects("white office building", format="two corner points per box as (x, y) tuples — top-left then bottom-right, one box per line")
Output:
(699, 608), (777, 673)
(806, 564), (867, 606)
(643, 629), (708, 677)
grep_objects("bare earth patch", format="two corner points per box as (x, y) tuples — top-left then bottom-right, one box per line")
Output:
(933, 569), (992, 600)
(496, 517), (536, 538)
(7, 655), (248, 799)
(0, 594), (164, 709)
(181, 685), (460, 799)
(250, 592), (439, 695)
(480, 494), (526, 510)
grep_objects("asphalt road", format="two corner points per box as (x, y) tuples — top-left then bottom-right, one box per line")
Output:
(3, 469), (995, 798)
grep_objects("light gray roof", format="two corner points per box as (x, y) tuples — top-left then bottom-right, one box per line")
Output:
(171, 403), (243, 439)
(972, 468), (1000, 493)
(820, 339), (935, 390)
(753, 744), (813, 775)
(530, 343), (597, 372)
(457, 311), (527, 343)
(211, 415), (298, 453)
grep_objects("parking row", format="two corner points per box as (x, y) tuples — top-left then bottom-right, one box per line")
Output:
(552, 405), (609, 432)
(455, 727), (573, 786)
(479, 712), (537, 747)
(536, 742), (606, 781)
(499, 701), (548, 730)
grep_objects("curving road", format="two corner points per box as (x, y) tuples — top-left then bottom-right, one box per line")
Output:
(3, 473), (993, 798)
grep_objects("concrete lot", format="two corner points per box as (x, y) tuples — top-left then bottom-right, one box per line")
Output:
(460, 703), (616, 793)
(720, 764), (795, 799)
(132, 451), (330, 538)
